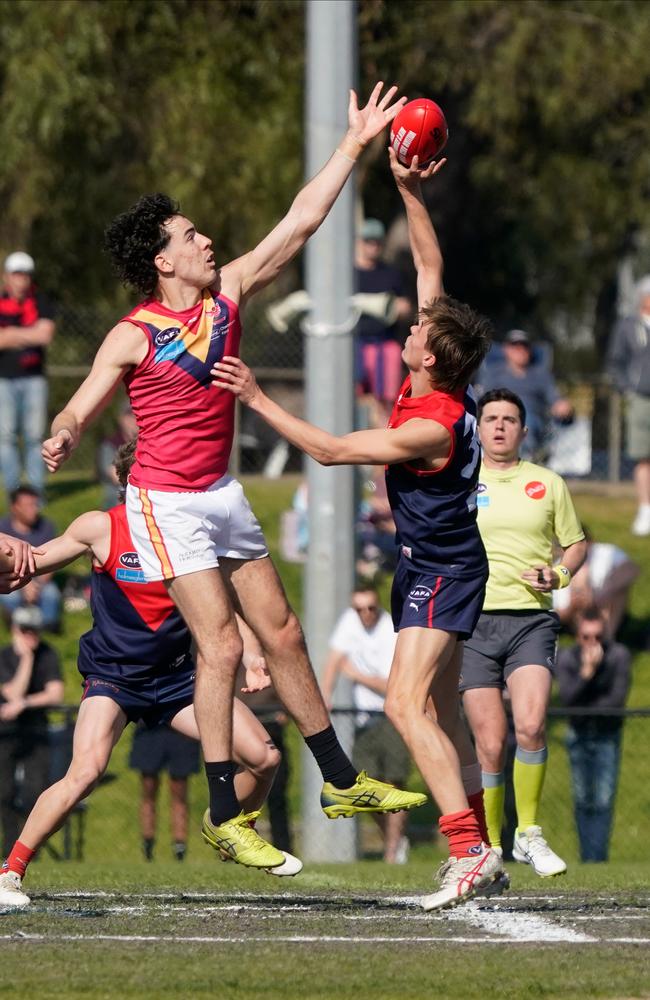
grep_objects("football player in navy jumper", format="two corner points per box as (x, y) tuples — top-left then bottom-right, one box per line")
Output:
(212, 148), (505, 910)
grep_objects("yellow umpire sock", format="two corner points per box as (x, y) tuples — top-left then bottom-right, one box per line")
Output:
(513, 746), (548, 833)
(481, 771), (505, 849)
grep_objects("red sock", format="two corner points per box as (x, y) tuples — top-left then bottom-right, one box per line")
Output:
(439, 808), (483, 859)
(467, 790), (490, 846)
(3, 841), (36, 878)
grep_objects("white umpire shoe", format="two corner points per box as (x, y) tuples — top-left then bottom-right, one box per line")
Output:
(632, 507), (650, 536)
(512, 826), (567, 877)
(420, 845), (504, 911)
(0, 870), (30, 908)
(266, 850), (303, 877)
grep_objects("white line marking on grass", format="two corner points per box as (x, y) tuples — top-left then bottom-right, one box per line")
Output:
(446, 901), (596, 943)
(2, 931), (650, 946)
(30, 890), (650, 909)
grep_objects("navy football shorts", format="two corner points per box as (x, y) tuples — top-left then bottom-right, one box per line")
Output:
(80, 667), (195, 728)
(391, 559), (488, 640)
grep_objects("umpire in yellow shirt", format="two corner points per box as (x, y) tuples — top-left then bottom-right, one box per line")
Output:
(461, 388), (586, 877)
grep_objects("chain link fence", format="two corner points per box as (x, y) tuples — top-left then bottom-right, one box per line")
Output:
(42, 302), (632, 482)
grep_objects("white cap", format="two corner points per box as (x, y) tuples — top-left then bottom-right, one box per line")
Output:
(4, 251), (35, 274)
(12, 605), (44, 630)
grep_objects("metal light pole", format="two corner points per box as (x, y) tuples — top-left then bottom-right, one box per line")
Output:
(301, 0), (358, 862)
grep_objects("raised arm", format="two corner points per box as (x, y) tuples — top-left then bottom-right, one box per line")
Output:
(220, 83), (406, 304)
(42, 321), (147, 472)
(212, 356), (450, 466)
(389, 148), (446, 308)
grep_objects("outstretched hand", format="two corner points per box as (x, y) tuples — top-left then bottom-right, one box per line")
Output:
(388, 147), (447, 190)
(348, 82), (406, 147)
(212, 356), (260, 406)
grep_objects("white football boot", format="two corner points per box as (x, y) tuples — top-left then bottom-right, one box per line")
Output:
(420, 845), (504, 911)
(512, 826), (567, 877)
(266, 850), (303, 877)
(0, 870), (30, 908)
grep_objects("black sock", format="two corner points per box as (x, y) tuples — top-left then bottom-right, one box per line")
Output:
(304, 726), (358, 788)
(143, 837), (154, 861)
(173, 841), (187, 861)
(205, 761), (241, 825)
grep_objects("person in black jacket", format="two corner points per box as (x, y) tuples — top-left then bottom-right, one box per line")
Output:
(555, 606), (631, 862)
(0, 606), (63, 855)
(607, 275), (650, 535)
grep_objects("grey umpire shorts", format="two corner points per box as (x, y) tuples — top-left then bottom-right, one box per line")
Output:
(459, 611), (560, 692)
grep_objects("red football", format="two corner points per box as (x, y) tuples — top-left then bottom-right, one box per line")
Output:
(390, 98), (448, 167)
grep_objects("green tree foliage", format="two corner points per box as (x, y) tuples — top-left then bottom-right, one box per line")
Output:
(0, 0), (304, 305)
(0, 0), (649, 353)
(359, 0), (650, 346)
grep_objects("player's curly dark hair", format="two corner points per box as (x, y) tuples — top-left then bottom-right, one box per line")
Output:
(104, 193), (180, 296)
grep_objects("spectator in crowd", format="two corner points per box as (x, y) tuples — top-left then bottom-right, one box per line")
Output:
(607, 275), (650, 536)
(353, 218), (413, 425)
(555, 606), (631, 862)
(129, 722), (200, 862)
(320, 584), (412, 864)
(0, 606), (64, 856)
(356, 468), (399, 577)
(0, 486), (61, 630)
(266, 218), (412, 428)
(96, 403), (139, 509)
(553, 526), (639, 638)
(0, 252), (56, 495)
(476, 329), (573, 460)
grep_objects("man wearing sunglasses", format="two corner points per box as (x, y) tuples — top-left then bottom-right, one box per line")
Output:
(556, 606), (631, 863)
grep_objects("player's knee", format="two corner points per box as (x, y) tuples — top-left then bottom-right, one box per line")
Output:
(475, 735), (506, 772)
(249, 742), (281, 780)
(514, 719), (546, 749)
(384, 691), (409, 735)
(199, 632), (243, 674)
(65, 758), (106, 798)
(264, 611), (305, 657)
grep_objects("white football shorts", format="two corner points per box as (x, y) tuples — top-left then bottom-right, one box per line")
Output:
(125, 474), (269, 582)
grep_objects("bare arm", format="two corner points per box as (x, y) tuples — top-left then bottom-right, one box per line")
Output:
(521, 538), (588, 593)
(42, 322), (147, 472)
(0, 318), (55, 350)
(389, 149), (446, 307)
(30, 512), (110, 575)
(220, 83), (406, 304)
(320, 649), (348, 709)
(339, 659), (388, 696)
(0, 679), (65, 721)
(212, 356), (450, 466)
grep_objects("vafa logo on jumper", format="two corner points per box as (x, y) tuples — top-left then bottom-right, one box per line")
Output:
(154, 327), (179, 347)
(525, 481), (546, 500)
(119, 551), (142, 569)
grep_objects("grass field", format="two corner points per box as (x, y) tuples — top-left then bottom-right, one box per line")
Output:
(2, 861), (649, 999)
(1, 476), (649, 998)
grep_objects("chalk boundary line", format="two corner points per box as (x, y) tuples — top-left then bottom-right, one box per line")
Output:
(1, 932), (649, 946)
(2, 890), (649, 947)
